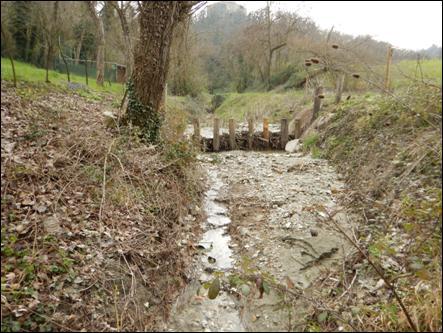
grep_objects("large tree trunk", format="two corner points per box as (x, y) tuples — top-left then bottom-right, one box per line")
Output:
(87, 1), (105, 86)
(127, 1), (195, 142)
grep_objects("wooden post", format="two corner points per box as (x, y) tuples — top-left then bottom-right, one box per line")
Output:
(58, 37), (70, 82)
(335, 73), (345, 104)
(384, 46), (393, 93)
(313, 86), (323, 120)
(263, 117), (269, 149)
(193, 118), (200, 148)
(294, 118), (301, 139)
(213, 118), (220, 152)
(164, 83), (168, 110)
(84, 60), (89, 86)
(248, 118), (254, 150)
(280, 118), (288, 149)
(228, 118), (236, 150)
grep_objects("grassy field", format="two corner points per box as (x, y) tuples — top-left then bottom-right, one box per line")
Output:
(391, 59), (442, 88)
(1, 57), (125, 96)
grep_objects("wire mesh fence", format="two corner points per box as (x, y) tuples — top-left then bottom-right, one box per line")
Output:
(54, 56), (126, 84)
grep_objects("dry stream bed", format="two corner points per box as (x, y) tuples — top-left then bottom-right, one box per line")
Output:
(167, 151), (354, 332)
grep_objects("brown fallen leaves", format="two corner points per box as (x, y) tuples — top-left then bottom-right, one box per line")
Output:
(1, 81), (204, 331)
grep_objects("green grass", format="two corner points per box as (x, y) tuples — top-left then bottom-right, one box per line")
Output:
(302, 133), (323, 158)
(391, 59), (442, 88)
(1, 57), (125, 96)
(167, 92), (212, 117)
(214, 90), (310, 122)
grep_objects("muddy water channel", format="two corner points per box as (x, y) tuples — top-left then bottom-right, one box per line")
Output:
(168, 151), (354, 332)
(168, 163), (245, 332)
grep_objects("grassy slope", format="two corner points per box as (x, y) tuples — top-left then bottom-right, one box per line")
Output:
(309, 84), (442, 331)
(1, 57), (211, 127)
(213, 90), (310, 123)
(212, 59), (441, 124)
(1, 58), (126, 96)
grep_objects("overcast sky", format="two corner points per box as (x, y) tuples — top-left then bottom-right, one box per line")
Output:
(204, 1), (442, 50)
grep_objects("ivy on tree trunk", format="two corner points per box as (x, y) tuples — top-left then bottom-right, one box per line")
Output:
(126, 1), (197, 143)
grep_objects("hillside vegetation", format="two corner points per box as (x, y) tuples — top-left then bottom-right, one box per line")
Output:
(302, 82), (442, 331)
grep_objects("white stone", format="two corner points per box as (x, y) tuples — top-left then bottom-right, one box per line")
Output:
(285, 139), (301, 153)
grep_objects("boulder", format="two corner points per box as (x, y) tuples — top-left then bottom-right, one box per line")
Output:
(285, 139), (301, 153)
(67, 82), (88, 91)
(103, 111), (118, 128)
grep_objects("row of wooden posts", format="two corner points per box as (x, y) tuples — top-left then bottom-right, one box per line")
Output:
(192, 117), (293, 151)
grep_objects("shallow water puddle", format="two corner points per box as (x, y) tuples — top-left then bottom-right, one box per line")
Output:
(199, 228), (233, 269)
(167, 164), (245, 332)
(199, 169), (235, 269)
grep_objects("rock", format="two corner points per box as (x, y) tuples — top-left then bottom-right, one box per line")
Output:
(33, 204), (47, 214)
(22, 198), (35, 206)
(73, 276), (84, 284)
(43, 215), (62, 235)
(310, 229), (318, 237)
(103, 111), (118, 128)
(67, 82), (88, 91)
(2, 142), (16, 154)
(314, 113), (334, 130)
(239, 227), (248, 237)
(208, 256), (216, 263)
(251, 250), (260, 259)
(285, 139), (301, 153)
(15, 224), (25, 233)
(373, 279), (386, 291)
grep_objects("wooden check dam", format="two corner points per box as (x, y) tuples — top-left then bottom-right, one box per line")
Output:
(190, 87), (324, 152)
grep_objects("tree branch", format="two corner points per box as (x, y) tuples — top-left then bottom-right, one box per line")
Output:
(270, 42), (287, 55)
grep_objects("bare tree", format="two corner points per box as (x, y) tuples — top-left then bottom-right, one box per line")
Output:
(110, 1), (133, 80)
(263, 2), (298, 90)
(58, 36), (70, 82)
(87, 1), (105, 86)
(74, 26), (85, 64)
(242, 2), (299, 90)
(38, 1), (59, 83)
(1, 20), (17, 88)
